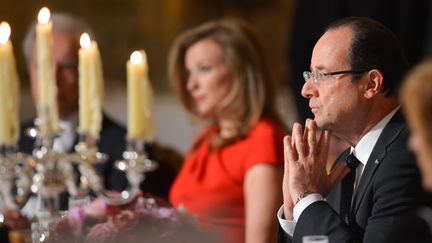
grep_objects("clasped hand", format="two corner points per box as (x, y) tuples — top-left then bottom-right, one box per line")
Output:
(282, 119), (349, 219)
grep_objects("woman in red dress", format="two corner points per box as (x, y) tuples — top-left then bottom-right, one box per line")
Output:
(168, 18), (286, 243)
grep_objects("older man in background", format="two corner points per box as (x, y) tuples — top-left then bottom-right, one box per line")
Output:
(2, 13), (181, 230)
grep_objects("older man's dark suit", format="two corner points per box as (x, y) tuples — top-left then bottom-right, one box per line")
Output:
(18, 114), (178, 209)
(278, 112), (427, 243)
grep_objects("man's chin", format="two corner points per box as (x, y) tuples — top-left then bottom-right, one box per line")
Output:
(58, 110), (77, 121)
(313, 118), (329, 130)
(58, 109), (67, 120)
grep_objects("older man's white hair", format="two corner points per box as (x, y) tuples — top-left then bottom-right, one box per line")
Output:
(22, 12), (95, 65)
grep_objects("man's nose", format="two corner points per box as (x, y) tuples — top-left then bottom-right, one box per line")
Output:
(301, 80), (318, 98)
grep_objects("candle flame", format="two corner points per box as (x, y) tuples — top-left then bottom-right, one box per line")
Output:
(38, 7), (50, 24)
(80, 33), (91, 49)
(0, 22), (11, 44)
(130, 51), (143, 64)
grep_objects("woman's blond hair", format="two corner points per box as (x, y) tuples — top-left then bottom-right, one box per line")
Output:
(168, 18), (284, 149)
(400, 59), (432, 144)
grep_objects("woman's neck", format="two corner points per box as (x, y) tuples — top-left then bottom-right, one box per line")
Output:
(218, 119), (239, 139)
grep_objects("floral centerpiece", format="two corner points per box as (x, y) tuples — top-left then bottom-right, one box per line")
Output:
(48, 193), (215, 243)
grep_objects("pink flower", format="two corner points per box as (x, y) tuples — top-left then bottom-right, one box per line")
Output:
(85, 221), (117, 243)
(53, 194), (203, 242)
(55, 208), (86, 236)
(110, 210), (138, 231)
(82, 198), (108, 220)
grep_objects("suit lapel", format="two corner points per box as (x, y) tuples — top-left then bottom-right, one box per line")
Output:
(352, 112), (406, 213)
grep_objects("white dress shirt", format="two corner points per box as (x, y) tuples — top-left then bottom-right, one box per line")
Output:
(53, 113), (79, 153)
(277, 107), (400, 237)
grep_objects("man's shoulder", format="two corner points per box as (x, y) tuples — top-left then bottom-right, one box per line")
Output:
(101, 114), (126, 135)
(370, 111), (415, 172)
(377, 110), (409, 150)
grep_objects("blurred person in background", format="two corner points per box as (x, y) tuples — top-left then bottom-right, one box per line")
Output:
(168, 18), (286, 243)
(1, 12), (182, 232)
(385, 59), (432, 243)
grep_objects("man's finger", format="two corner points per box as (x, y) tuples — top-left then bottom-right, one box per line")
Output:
(284, 135), (297, 164)
(306, 119), (317, 155)
(302, 119), (310, 155)
(293, 123), (306, 158)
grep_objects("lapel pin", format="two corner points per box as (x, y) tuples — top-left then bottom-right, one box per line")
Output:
(374, 159), (380, 164)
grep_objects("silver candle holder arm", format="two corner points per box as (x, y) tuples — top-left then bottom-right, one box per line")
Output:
(70, 135), (158, 205)
(29, 128), (74, 218)
(0, 145), (34, 210)
(0, 117), (158, 227)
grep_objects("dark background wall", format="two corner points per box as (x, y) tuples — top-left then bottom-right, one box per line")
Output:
(0, 0), (293, 92)
(0, 0), (296, 154)
(1, 0), (430, 154)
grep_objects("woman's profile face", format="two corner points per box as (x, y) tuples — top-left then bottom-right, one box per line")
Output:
(408, 117), (432, 191)
(185, 39), (235, 118)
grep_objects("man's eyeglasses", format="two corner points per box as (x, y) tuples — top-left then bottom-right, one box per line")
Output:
(303, 69), (369, 84)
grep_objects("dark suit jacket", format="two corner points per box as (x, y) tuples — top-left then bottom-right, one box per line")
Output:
(18, 114), (180, 209)
(383, 206), (432, 243)
(278, 112), (427, 243)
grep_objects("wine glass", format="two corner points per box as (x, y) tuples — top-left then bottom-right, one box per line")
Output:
(303, 235), (329, 243)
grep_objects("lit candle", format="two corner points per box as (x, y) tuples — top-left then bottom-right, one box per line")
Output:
(0, 22), (19, 145)
(36, 7), (59, 134)
(78, 33), (104, 139)
(126, 50), (155, 141)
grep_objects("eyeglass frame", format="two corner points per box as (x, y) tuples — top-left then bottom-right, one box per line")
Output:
(303, 69), (370, 83)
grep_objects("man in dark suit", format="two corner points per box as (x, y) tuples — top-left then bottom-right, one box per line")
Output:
(277, 17), (428, 242)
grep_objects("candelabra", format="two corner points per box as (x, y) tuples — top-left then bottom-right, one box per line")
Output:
(0, 145), (34, 211)
(0, 117), (158, 242)
(70, 134), (158, 205)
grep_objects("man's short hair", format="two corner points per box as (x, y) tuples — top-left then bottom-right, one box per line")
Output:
(326, 17), (408, 97)
(22, 13), (94, 65)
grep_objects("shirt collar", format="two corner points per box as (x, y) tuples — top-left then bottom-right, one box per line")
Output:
(53, 112), (79, 153)
(59, 112), (79, 132)
(351, 106), (400, 166)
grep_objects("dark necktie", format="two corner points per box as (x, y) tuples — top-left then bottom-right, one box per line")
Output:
(340, 153), (361, 224)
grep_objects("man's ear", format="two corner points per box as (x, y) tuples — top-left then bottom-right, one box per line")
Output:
(364, 69), (383, 99)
